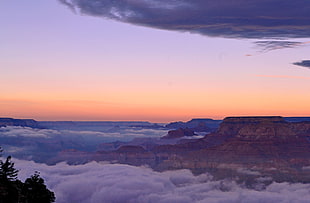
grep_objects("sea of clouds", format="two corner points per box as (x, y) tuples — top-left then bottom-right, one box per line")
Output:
(15, 159), (310, 203)
(0, 125), (168, 159)
(0, 125), (167, 141)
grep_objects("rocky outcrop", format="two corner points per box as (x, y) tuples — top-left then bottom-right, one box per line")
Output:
(165, 118), (221, 132)
(161, 128), (196, 139)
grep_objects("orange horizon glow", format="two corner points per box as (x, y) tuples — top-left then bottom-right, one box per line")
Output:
(1, 73), (309, 122)
(1, 96), (309, 123)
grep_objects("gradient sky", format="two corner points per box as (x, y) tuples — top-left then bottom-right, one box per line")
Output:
(1, 0), (310, 122)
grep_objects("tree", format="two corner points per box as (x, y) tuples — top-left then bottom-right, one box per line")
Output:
(22, 171), (55, 203)
(0, 155), (20, 203)
(0, 156), (19, 182)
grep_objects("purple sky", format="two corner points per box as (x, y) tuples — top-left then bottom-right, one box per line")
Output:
(1, 0), (309, 121)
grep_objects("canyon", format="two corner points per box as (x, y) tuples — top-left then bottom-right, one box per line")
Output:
(56, 116), (310, 184)
(1, 116), (310, 184)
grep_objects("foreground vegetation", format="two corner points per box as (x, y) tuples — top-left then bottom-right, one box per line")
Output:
(0, 147), (55, 203)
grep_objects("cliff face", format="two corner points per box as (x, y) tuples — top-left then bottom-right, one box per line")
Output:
(215, 116), (310, 139)
(157, 117), (310, 182)
(213, 117), (310, 161)
(217, 116), (285, 136)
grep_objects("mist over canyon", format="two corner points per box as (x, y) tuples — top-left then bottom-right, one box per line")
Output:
(1, 116), (310, 202)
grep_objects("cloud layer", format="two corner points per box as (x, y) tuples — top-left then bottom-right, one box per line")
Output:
(16, 159), (310, 203)
(0, 125), (167, 142)
(0, 126), (60, 138)
(59, 0), (310, 39)
(0, 125), (167, 162)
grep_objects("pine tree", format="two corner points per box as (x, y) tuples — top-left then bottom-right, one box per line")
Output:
(22, 171), (55, 203)
(0, 155), (20, 203)
(0, 156), (19, 182)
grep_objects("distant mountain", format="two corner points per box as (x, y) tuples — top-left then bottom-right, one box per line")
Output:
(0, 118), (39, 128)
(37, 121), (164, 131)
(165, 117), (310, 132)
(2, 116), (309, 131)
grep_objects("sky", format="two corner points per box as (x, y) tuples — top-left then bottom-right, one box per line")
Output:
(1, 0), (310, 122)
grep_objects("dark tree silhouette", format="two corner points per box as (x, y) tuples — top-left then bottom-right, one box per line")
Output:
(22, 171), (55, 203)
(0, 156), (19, 182)
(0, 156), (20, 203)
(0, 147), (55, 203)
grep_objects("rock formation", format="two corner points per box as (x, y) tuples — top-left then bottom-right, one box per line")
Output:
(165, 118), (221, 132)
(55, 116), (310, 184)
(161, 128), (196, 139)
(156, 117), (310, 182)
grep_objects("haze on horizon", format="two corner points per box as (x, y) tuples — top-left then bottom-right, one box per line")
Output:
(1, 0), (310, 122)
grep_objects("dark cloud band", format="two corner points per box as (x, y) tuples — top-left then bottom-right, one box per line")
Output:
(293, 60), (310, 69)
(59, 0), (310, 39)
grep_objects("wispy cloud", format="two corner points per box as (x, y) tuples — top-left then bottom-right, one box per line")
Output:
(293, 60), (310, 69)
(254, 41), (310, 52)
(58, 0), (310, 39)
(255, 75), (310, 80)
